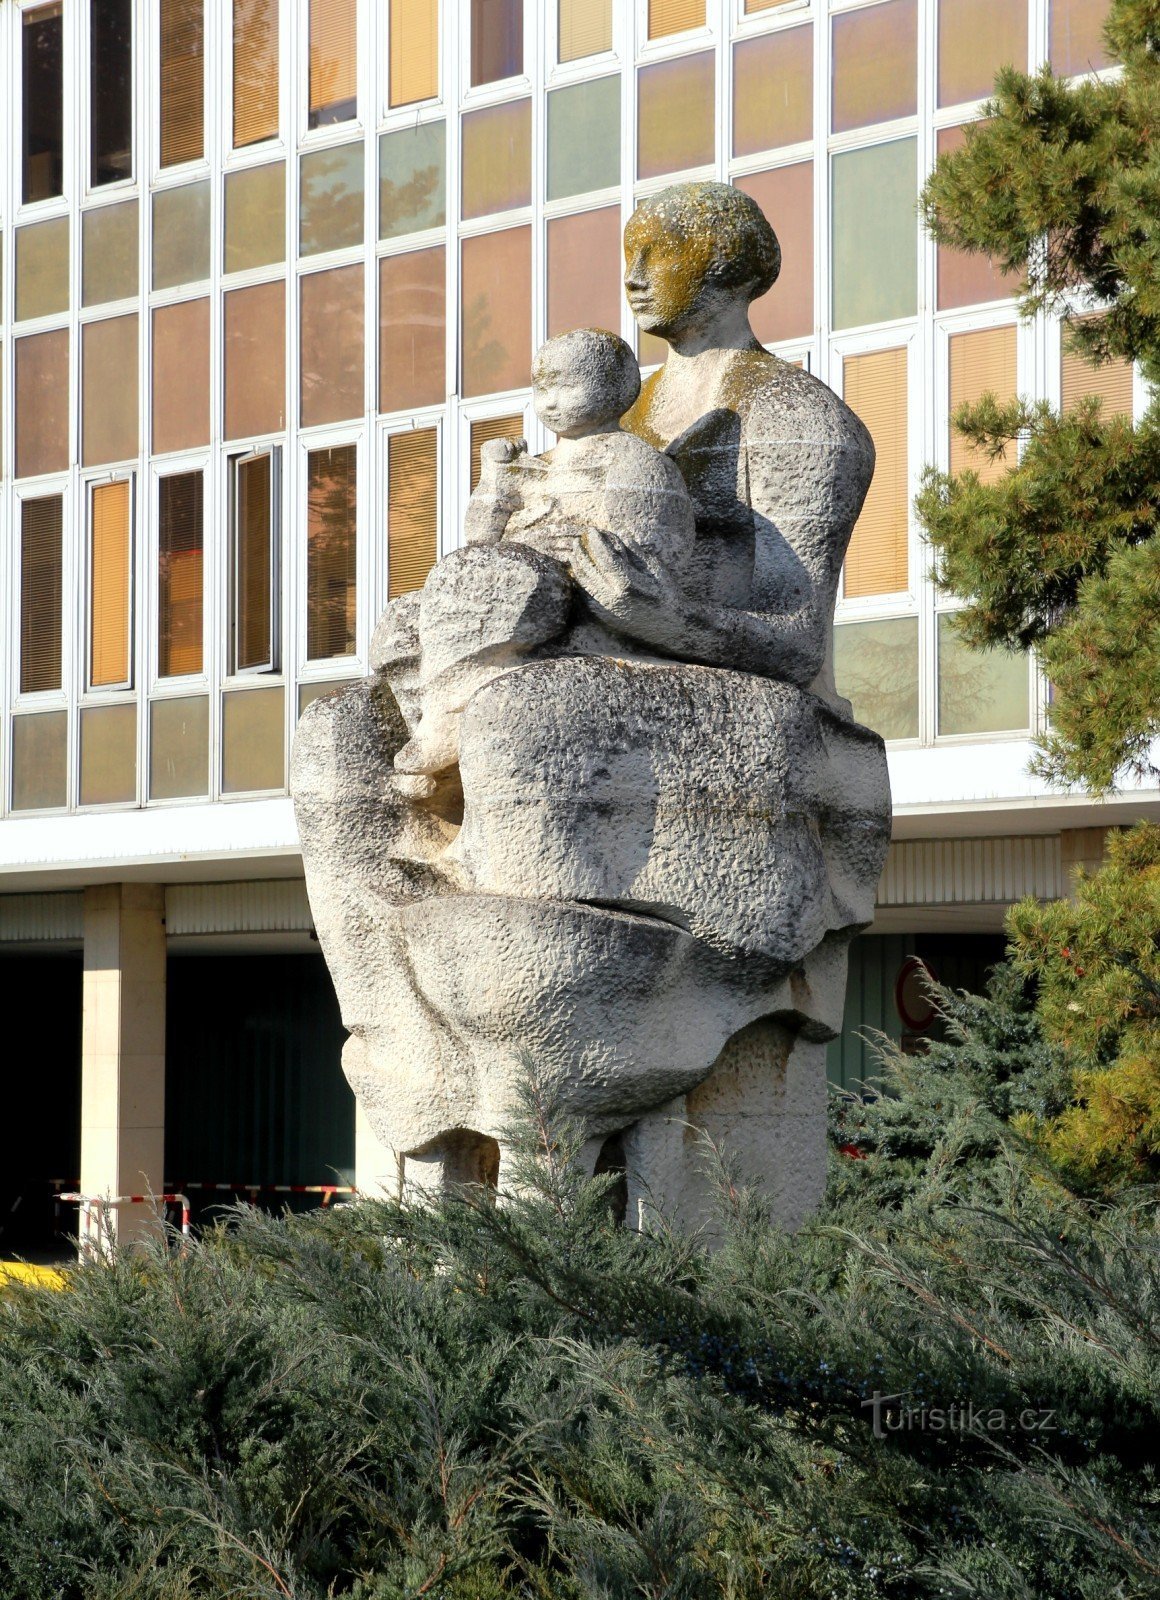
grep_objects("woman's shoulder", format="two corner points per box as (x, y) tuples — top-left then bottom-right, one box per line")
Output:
(722, 349), (873, 455)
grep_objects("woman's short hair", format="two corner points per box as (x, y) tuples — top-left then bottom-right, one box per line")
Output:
(632, 181), (782, 302)
(532, 328), (641, 419)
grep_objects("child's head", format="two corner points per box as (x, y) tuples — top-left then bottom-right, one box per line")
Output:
(531, 329), (641, 439)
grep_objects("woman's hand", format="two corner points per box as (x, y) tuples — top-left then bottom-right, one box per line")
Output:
(572, 529), (687, 652)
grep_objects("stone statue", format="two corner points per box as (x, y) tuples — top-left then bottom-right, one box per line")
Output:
(291, 181), (891, 1229)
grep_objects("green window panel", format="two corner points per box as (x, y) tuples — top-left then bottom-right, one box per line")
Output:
(379, 120), (446, 239)
(831, 138), (917, 330)
(546, 75), (621, 202)
(82, 201), (139, 308)
(152, 180), (211, 291)
(833, 615), (919, 741)
(937, 615), (1030, 736)
(300, 142), (364, 257)
(225, 161), (286, 274)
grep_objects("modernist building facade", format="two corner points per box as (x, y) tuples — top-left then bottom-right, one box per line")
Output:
(0, 0), (1149, 1249)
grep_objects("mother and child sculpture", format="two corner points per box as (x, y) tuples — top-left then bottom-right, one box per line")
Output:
(292, 181), (892, 1229)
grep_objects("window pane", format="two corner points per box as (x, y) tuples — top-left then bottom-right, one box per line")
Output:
(90, 480), (132, 688)
(159, 472), (204, 677)
(461, 227), (532, 397)
(379, 121), (446, 240)
(834, 617), (919, 741)
(938, 615), (1029, 735)
(153, 299), (210, 454)
(560, 0), (611, 61)
(159, 0), (204, 167)
(224, 281), (285, 440)
(233, 0), (279, 147)
(935, 125), (1019, 309)
(11, 712), (67, 811)
(469, 414), (523, 492)
(20, 495), (63, 694)
(300, 266), (365, 428)
(546, 76), (620, 202)
(225, 161), (285, 274)
(15, 217), (69, 321)
(733, 26), (811, 159)
(637, 53), (714, 181)
(832, 0), (917, 134)
(82, 314), (138, 468)
(831, 138), (917, 329)
(379, 245), (446, 412)
(390, 0), (438, 107)
(235, 454), (274, 671)
(949, 325), (1017, 482)
(648, 0), (704, 39)
(23, 4), (63, 205)
(307, 444), (357, 660)
(937, 0), (1027, 108)
(735, 164), (812, 345)
(15, 331), (69, 480)
(222, 687), (285, 792)
(745, 0), (799, 10)
(1049, 0), (1112, 76)
(309, 0), (357, 127)
(388, 429), (438, 597)
(461, 100), (531, 221)
(91, 0), (133, 186)
(82, 201), (138, 307)
(300, 142), (364, 256)
(150, 696), (208, 799)
(80, 703), (137, 810)
(152, 180), (211, 289)
(471, 0), (522, 86)
(842, 346), (909, 598)
(1061, 317), (1134, 417)
(547, 207), (622, 339)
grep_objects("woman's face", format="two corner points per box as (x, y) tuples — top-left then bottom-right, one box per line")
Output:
(623, 209), (718, 340)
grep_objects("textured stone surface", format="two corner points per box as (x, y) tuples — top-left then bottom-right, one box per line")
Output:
(292, 181), (892, 1228)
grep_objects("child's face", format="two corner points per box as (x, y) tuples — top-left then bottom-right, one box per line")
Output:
(533, 366), (612, 439)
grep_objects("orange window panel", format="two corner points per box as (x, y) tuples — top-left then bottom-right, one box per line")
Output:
(460, 226), (532, 398)
(843, 347), (909, 599)
(546, 206), (623, 340)
(159, 472), (204, 678)
(559, 0), (612, 61)
(1061, 318), (1134, 418)
(388, 428), (438, 597)
(390, 0), (438, 107)
(309, 0), (357, 126)
(648, 0), (704, 40)
(160, 0), (204, 167)
(233, 0), (279, 147)
(307, 445), (358, 661)
(20, 495), (64, 695)
(90, 480), (132, 689)
(379, 246), (446, 413)
(948, 325), (1017, 482)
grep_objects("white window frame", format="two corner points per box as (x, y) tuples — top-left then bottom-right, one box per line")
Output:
(299, 428), (365, 672)
(228, 443), (283, 676)
(83, 469), (136, 695)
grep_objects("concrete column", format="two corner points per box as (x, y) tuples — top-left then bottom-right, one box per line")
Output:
(1061, 827), (1111, 894)
(80, 884), (167, 1245)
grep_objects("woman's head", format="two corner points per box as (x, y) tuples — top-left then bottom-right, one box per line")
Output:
(623, 182), (781, 343)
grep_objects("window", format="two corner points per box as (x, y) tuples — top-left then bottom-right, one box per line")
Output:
(231, 449), (280, 673)
(89, 480), (133, 690)
(948, 325), (1017, 482)
(461, 101), (532, 220)
(80, 704), (137, 804)
(546, 78), (620, 201)
(842, 346), (909, 598)
(233, 0), (279, 148)
(938, 616), (1028, 735)
(158, 472), (204, 678)
(300, 266), (365, 427)
(224, 281), (286, 440)
(82, 315), (139, 468)
(735, 165), (813, 345)
(91, 0), (133, 186)
(15, 217), (69, 322)
(937, 0), (1026, 109)
(546, 207), (622, 339)
(390, 0), (439, 108)
(309, 0), (357, 128)
(470, 0), (522, 87)
(831, 139), (917, 330)
(300, 143), (364, 255)
(559, 0), (612, 62)
(733, 27), (811, 159)
(460, 227), (532, 397)
(647, 0), (704, 40)
(379, 246), (446, 412)
(153, 180), (211, 289)
(833, 616), (919, 741)
(307, 444), (357, 660)
(379, 121), (447, 239)
(469, 414), (522, 491)
(221, 686), (285, 791)
(935, 126), (1018, 310)
(82, 201), (138, 307)
(831, 0), (917, 135)
(20, 495), (64, 695)
(1049, 0), (1113, 77)
(159, 0), (205, 168)
(388, 429), (438, 596)
(637, 54), (715, 180)
(1061, 319), (1134, 418)
(150, 697), (209, 800)
(23, 4), (64, 204)
(225, 162), (286, 273)
(11, 712), (68, 811)
(15, 330), (69, 480)
(153, 300), (210, 454)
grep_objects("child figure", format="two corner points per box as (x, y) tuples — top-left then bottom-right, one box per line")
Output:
(392, 328), (695, 783)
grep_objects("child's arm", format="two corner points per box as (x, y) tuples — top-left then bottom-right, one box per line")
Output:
(463, 437), (527, 544)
